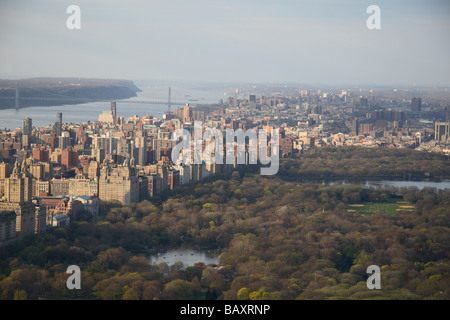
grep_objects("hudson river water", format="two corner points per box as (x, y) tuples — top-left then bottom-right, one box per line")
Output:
(0, 84), (228, 130)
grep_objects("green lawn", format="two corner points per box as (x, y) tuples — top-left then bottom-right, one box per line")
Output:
(347, 201), (415, 216)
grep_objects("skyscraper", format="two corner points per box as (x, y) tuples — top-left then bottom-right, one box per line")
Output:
(359, 97), (368, 107)
(411, 97), (422, 113)
(352, 119), (359, 135)
(55, 112), (62, 136)
(23, 117), (32, 136)
(111, 101), (117, 123)
(134, 136), (148, 166)
(22, 117), (32, 147)
(182, 104), (192, 123)
(435, 122), (450, 142)
(61, 147), (79, 169)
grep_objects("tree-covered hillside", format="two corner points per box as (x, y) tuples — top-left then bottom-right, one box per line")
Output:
(1, 148), (449, 300)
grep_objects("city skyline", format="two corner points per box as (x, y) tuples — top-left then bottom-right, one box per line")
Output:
(1, 62), (450, 302)
(0, 0), (449, 87)
(1, 1), (450, 305)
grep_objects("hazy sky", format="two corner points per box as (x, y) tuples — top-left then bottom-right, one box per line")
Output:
(1, 0), (449, 86)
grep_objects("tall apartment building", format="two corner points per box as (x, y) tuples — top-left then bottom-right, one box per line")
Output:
(0, 210), (16, 247)
(29, 163), (44, 180)
(51, 179), (70, 196)
(33, 147), (50, 162)
(98, 110), (115, 124)
(359, 123), (374, 135)
(167, 169), (180, 190)
(92, 148), (106, 164)
(93, 134), (121, 155)
(134, 136), (148, 166)
(55, 112), (62, 137)
(0, 162), (11, 179)
(351, 119), (359, 135)
(23, 117), (32, 136)
(22, 117), (32, 147)
(50, 148), (62, 163)
(411, 97), (422, 113)
(147, 173), (162, 197)
(61, 147), (78, 168)
(88, 160), (100, 180)
(192, 110), (206, 121)
(138, 176), (149, 201)
(435, 122), (450, 142)
(174, 104), (193, 123)
(99, 158), (139, 205)
(157, 165), (168, 192)
(190, 163), (202, 183)
(3, 162), (33, 203)
(175, 164), (191, 185)
(69, 176), (99, 197)
(371, 110), (405, 122)
(111, 101), (117, 123)
(34, 205), (47, 234)
(0, 161), (36, 239)
(34, 180), (50, 197)
(152, 139), (177, 163)
(42, 162), (53, 180)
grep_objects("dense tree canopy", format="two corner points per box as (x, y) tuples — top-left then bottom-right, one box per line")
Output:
(0, 147), (449, 300)
(280, 146), (450, 181)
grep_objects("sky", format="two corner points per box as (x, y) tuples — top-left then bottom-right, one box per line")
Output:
(0, 0), (449, 87)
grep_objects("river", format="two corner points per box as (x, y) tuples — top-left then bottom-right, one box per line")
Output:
(0, 84), (229, 130)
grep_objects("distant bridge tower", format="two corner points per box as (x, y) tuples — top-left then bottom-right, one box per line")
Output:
(15, 82), (19, 110)
(168, 87), (171, 114)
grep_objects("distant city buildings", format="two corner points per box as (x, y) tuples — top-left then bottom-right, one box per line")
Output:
(435, 122), (450, 143)
(411, 97), (422, 114)
(22, 117), (32, 147)
(99, 158), (139, 205)
(55, 112), (62, 137)
(0, 161), (35, 239)
(0, 88), (448, 245)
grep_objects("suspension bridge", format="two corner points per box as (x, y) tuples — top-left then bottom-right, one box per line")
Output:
(0, 85), (205, 112)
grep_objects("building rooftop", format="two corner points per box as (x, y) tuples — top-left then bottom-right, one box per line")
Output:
(0, 210), (16, 220)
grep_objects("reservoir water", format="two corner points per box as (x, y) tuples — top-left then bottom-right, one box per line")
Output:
(325, 180), (450, 191)
(0, 84), (228, 130)
(363, 180), (450, 191)
(148, 246), (220, 267)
